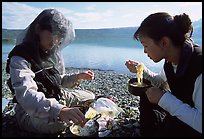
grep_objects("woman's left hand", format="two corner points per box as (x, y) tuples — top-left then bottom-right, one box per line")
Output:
(145, 87), (165, 104)
(77, 70), (94, 81)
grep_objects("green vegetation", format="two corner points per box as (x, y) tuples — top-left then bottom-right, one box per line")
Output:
(2, 20), (202, 44)
(2, 29), (22, 41)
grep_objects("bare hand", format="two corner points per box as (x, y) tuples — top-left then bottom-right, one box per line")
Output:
(125, 60), (139, 73)
(77, 70), (94, 80)
(59, 107), (86, 126)
(145, 87), (165, 104)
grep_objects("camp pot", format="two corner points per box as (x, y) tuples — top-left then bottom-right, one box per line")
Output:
(128, 78), (152, 96)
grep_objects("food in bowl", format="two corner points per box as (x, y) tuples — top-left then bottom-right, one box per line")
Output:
(70, 124), (93, 136)
(70, 114), (101, 136)
(129, 81), (149, 87)
(128, 78), (152, 96)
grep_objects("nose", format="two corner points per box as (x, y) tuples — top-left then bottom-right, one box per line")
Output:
(52, 35), (61, 46)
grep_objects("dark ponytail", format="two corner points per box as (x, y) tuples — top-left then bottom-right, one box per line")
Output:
(173, 13), (193, 41)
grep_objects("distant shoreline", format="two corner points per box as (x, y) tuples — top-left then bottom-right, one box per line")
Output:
(2, 38), (16, 43)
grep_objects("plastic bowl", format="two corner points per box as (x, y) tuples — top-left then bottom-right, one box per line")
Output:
(128, 78), (152, 96)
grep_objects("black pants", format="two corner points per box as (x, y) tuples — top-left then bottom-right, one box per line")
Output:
(139, 95), (202, 137)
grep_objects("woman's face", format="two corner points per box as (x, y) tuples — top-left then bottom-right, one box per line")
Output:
(140, 36), (164, 63)
(38, 30), (62, 51)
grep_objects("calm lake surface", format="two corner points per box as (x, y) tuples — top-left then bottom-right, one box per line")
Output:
(2, 42), (166, 74)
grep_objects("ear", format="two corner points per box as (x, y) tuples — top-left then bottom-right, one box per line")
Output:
(160, 36), (170, 49)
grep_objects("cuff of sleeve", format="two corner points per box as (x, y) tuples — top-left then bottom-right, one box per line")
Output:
(143, 65), (156, 80)
(62, 74), (80, 88)
(49, 99), (66, 123)
(158, 90), (188, 117)
(158, 90), (178, 113)
(74, 74), (80, 86)
(158, 90), (170, 106)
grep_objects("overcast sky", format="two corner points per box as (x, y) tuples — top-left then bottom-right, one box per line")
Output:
(2, 2), (202, 29)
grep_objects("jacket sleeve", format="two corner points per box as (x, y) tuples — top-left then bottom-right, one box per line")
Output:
(158, 74), (202, 133)
(143, 64), (169, 89)
(60, 73), (80, 88)
(9, 56), (65, 124)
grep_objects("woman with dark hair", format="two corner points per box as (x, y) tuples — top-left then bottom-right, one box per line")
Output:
(6, 9), (95, 134)
(125, 12), (202, 137)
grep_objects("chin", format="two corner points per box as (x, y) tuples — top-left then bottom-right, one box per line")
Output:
(153, 60), (160, 63)
(153, 58), (162, 63)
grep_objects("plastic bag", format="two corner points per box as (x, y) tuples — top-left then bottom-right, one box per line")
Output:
(93, 97), (124, 118)
(86, 97), (123, 137)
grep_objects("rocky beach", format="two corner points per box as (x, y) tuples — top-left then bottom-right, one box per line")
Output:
(2, 62), (141, 137)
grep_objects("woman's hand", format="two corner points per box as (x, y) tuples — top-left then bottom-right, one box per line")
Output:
(77, 70), (94, 81)
(59, 107), (86, 126)
(125, 60), (140, 73)
(145, 87), (165, 104)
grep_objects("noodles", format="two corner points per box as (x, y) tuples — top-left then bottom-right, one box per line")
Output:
(70, 124), (91, 136)
(70, 125), (82, 136)
(136, 63), (144, 86)
(70, 117), (98, 136)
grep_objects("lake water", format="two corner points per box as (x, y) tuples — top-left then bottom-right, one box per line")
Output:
(2, 42), (166, 74)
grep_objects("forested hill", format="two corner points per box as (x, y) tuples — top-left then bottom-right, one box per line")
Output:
(2, 27), (138, 43)
(2, 29), (22, 42)
(2, 18), (202, 43)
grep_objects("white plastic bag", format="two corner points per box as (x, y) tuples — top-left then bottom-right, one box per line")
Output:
(93, 97), (124, 118)
(90, 97), (124, 137)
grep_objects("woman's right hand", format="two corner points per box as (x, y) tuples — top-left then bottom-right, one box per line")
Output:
(125, 60), (140, 73)
(59, 107), (86, 126)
